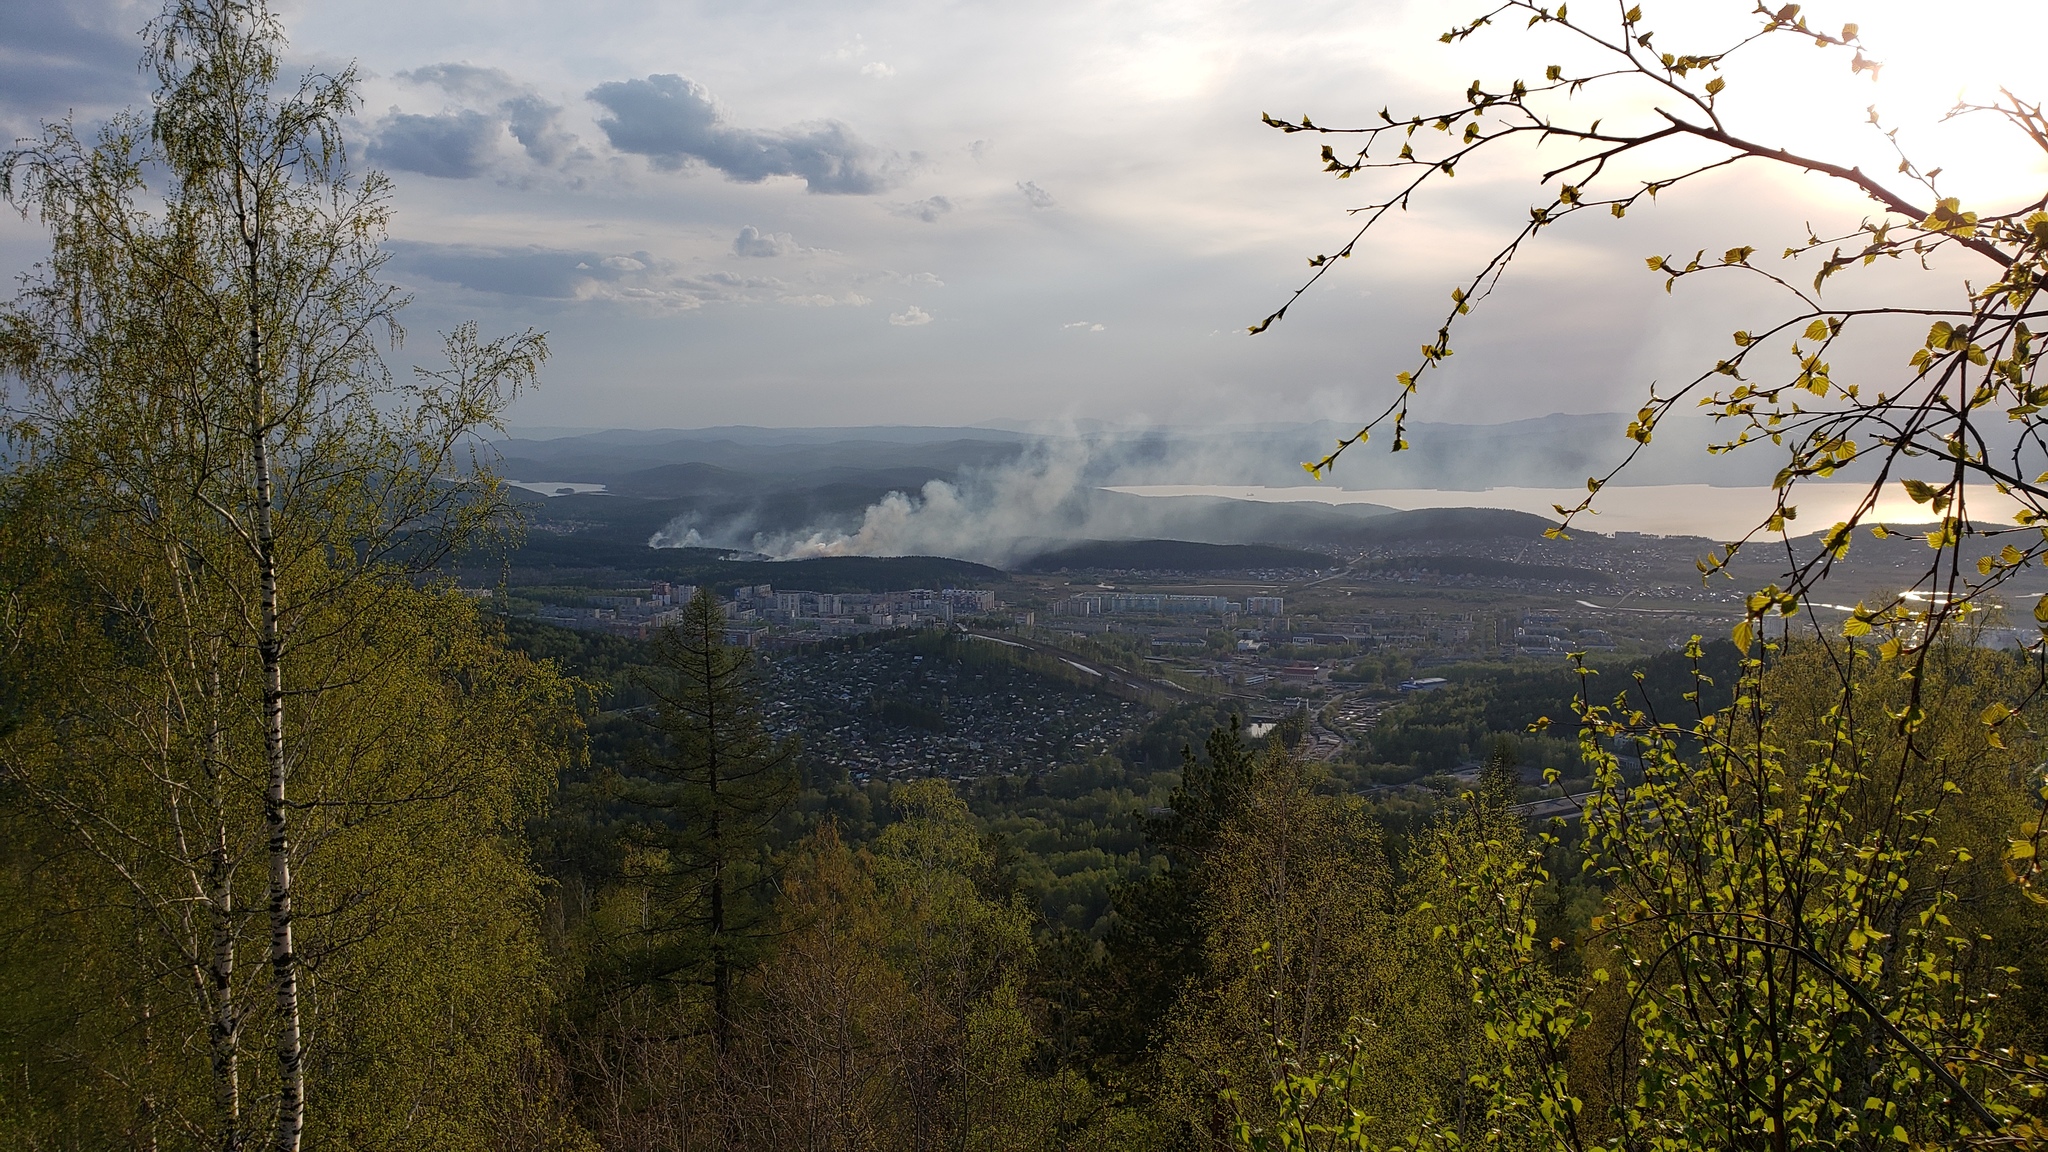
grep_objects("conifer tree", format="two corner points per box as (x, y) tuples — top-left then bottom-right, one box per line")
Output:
(625, 588), (799, 1054)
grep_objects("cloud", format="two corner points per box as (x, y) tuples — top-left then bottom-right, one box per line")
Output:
(779, 292), (872, 307)
(893, 195), (953, 223)
(733, 225), (804, 257)
(860, 61), (895, 78)
(587, 73), (894, 193)
(0, 2), (146, 124)
(1063, 321), (1105, 331)
(385, 240), (777, 309)
(889, 305), (933, 326)
(395, 64), (582, 167)
(503, 94), (579, 164)
(1016, 180), (1056, 208)
(397, 63), (498, 98)
(368, 109), (501, 179)
(856, 270), (946, 288)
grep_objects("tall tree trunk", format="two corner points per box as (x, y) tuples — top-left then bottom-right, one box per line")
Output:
(175, 649), (246, 1152)
(210, 816), (242, 1152)
(706, 617), (729, 1058)
(710, 811), (727, 1057)
(245, 196), (304, 1152)
(256, 425), (302, 1152)
(206, 661), (243, 1152)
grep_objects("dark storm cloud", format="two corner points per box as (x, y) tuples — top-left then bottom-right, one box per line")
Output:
(367, 109), (500, 179)
(586, 73), (892, 193)
(0, 1), (146, 121)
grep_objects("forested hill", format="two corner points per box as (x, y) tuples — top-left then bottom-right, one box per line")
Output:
(1018, 538), (1333, 573)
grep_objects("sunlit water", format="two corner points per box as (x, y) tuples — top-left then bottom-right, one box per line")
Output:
(1106, 483), (2015, 541)
(506, 480), (609, 497)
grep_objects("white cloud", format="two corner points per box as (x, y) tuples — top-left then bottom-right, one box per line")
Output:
(889, 305), (933, 326)
(857, 270), (946, 288)
(860, 62), (895, 78)
(733, 225), (805, 257)
(1063, 320), (1105, 331)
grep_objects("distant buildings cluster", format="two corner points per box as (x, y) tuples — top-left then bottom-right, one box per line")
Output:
(1512, 612), (1616, 657)
(1050, 593), (1247, 617)
(535, 582), (1002, 645)
(729, 584), (998, 638)
(535, 585), (698, 639)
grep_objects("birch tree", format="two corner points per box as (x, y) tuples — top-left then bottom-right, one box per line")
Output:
(1235, 8), (2048, 1147)
(1256, 2), (2046, 671)
(1, 1), (546, 1148)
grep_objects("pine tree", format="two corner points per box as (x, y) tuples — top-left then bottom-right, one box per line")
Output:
(1080, 720), (1256, 1097)
(625, 588), (798, 1054)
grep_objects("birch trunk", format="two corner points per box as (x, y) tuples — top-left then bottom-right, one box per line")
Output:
(256, 423), (303, 1152)
(244, 179), (304, 1150)
(210, 832), (242, 1152)
(204, 652), (243, 1151)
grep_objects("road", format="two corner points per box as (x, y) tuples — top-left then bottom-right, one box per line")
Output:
(961, 628), (1200, 703)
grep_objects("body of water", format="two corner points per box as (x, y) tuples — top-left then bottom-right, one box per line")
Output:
(505, 480), (610, 497)
(1106, 482), (1996, 541)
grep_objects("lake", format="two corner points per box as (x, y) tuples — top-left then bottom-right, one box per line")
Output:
(1106, 482), (1997, 540)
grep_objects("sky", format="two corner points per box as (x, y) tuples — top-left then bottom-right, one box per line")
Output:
(3, 0), (2044, 433)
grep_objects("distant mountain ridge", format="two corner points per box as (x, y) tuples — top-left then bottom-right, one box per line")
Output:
(488, 413), (1789, 491)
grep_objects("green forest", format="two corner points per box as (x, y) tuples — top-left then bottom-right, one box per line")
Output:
(9, 2), (2048, 1151)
